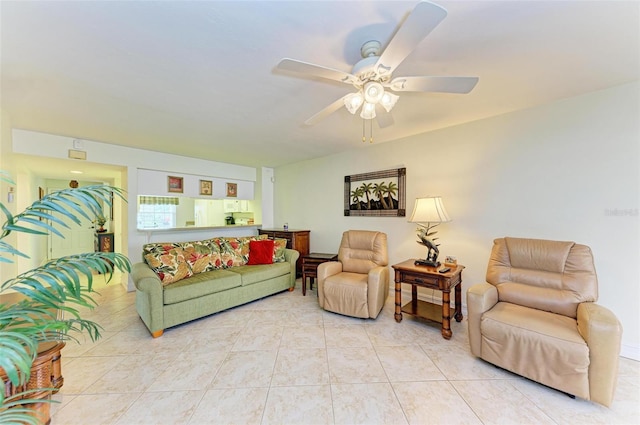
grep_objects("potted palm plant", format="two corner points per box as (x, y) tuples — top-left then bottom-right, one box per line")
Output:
(0, 172), (131, 424)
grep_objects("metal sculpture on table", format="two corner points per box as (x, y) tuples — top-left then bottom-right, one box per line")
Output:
(415, 224), (441, 267)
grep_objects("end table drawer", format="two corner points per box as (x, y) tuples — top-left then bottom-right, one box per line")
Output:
(402, 273), (438, 287)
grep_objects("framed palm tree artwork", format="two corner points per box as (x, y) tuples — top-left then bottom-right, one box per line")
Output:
(344, 167), (406, 216)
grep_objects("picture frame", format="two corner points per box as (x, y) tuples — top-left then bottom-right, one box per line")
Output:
(344, 167), (406, 217)
(167, 176), (184, 193)
(199, 180), (213, 196)
(226, 182), (237, 197)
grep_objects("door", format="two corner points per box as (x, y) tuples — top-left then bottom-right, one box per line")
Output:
(48, 189), (96, 260)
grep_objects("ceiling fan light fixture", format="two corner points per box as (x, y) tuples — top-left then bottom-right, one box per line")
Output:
(360, 102), (377, 119)
(363, 81), (384, 104)
(380, 91), (399, 112)
(344, 92), (364, 114)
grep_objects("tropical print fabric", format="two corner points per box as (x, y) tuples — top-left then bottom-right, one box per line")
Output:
(143, 234), (280, 284)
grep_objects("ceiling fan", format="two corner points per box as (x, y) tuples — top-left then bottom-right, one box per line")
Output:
(276, 1), (478, 128)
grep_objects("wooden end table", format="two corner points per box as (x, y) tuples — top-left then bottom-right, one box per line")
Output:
(392, 259), (465, 339)
(301, 253), (338, 296)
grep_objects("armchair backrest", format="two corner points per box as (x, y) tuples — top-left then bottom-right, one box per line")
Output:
(486, 237), (598, 318)
(338, 230), (388, 274)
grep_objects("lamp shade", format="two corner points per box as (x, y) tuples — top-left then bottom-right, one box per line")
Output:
(409, 196), (451, 223)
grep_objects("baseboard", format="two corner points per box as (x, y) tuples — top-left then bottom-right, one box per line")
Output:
(620, 344), (640, 361)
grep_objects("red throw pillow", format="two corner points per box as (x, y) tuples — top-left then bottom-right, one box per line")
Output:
(247, 240), (275, 265)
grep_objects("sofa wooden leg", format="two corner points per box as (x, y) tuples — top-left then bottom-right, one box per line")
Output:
(288, 287), (294, 292)
(151, 330), (164, 338)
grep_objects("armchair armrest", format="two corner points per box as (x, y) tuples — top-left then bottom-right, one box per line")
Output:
(466, 283), (499, 357)
(367, 266), (390, 319)
(577, 302), (622, 407)
(317, 261), (343, 307)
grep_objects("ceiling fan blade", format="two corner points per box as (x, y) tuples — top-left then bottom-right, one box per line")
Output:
(277, 58), (358, 85)
(374, 1), (447, 77)
(388, 76), (479, 94)
(375, 106), (395, 128)
(304, 94), (349, 126)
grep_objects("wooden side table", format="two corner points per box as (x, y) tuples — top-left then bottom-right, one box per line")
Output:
(392, 259), (465, 339)
(301, 253), (338, 296)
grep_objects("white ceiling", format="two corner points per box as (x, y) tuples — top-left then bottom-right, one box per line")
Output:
(2, 1), (639, 179)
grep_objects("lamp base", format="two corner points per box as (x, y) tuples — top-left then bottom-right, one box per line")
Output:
(414, 259), (440, 268)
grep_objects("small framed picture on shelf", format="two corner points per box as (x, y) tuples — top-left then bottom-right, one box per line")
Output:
(226, 182), (237, 197)
(199, 180), (213, 196)
(168, 176), (184, 193)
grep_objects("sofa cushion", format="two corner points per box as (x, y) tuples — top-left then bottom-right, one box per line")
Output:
(231, 262), (291, 286)
(163, 269), (242, 305)
(143, 245), (193, 285)
(247, 240), (274, 265)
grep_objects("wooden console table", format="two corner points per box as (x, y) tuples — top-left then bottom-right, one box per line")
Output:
(392, 259), (464, 339)
(258, 229), (310, 277)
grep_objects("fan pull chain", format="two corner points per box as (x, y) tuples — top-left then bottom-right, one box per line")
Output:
(369, 118), (373, 143)
(362, 119), (374, 143)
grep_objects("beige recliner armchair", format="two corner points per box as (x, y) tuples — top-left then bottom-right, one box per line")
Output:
(317, 230), (389, 319)
(467, 237), (622, 407)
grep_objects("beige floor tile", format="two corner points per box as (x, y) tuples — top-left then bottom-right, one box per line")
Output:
(331, 382), (408, 425)
(280, 325), (326, 349)
(287, 308), (325, 326)
(392, 381), (482, 425)
(327, 346), (387, 384)
(210, 350), (277, 389)
(324, 324), (372, 348)
(113, 390), (204, 425)
(451, 379), (556, 424)
(59, 355), (126, 394)
(52, 392), (140, 425)
(263, 385), (334, 425)
(232, 324), (284, 351)
(365, 320), (423, 346)
(375, 344), (446, 382)
(189, 388), (268, 425)
(421, 343), (515, 380)
(85, 353), (172, 393)
(271, 348), (330, 386)
(147, 350), (227, 391)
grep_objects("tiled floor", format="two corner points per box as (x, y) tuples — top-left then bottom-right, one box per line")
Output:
(51, 276), (640, 425)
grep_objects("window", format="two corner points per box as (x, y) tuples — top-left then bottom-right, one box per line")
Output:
(137, 196), (178, 229)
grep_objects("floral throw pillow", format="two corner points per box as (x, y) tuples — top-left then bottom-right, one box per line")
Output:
(273, 238), (288, 263)
(181, 240), (220, 273)
(143, 245), (192, 285)
(215, 236), (268, 268)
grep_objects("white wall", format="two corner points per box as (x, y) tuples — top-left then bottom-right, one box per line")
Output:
(274, 82), (640, 360)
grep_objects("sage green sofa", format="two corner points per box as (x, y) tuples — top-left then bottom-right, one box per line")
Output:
(131, 237), (299, 337)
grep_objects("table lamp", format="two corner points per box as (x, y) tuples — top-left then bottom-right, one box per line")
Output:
(409, 196), (451, 267)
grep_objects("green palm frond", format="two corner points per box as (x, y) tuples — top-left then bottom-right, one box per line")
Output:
(0, 179), (132, 422)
